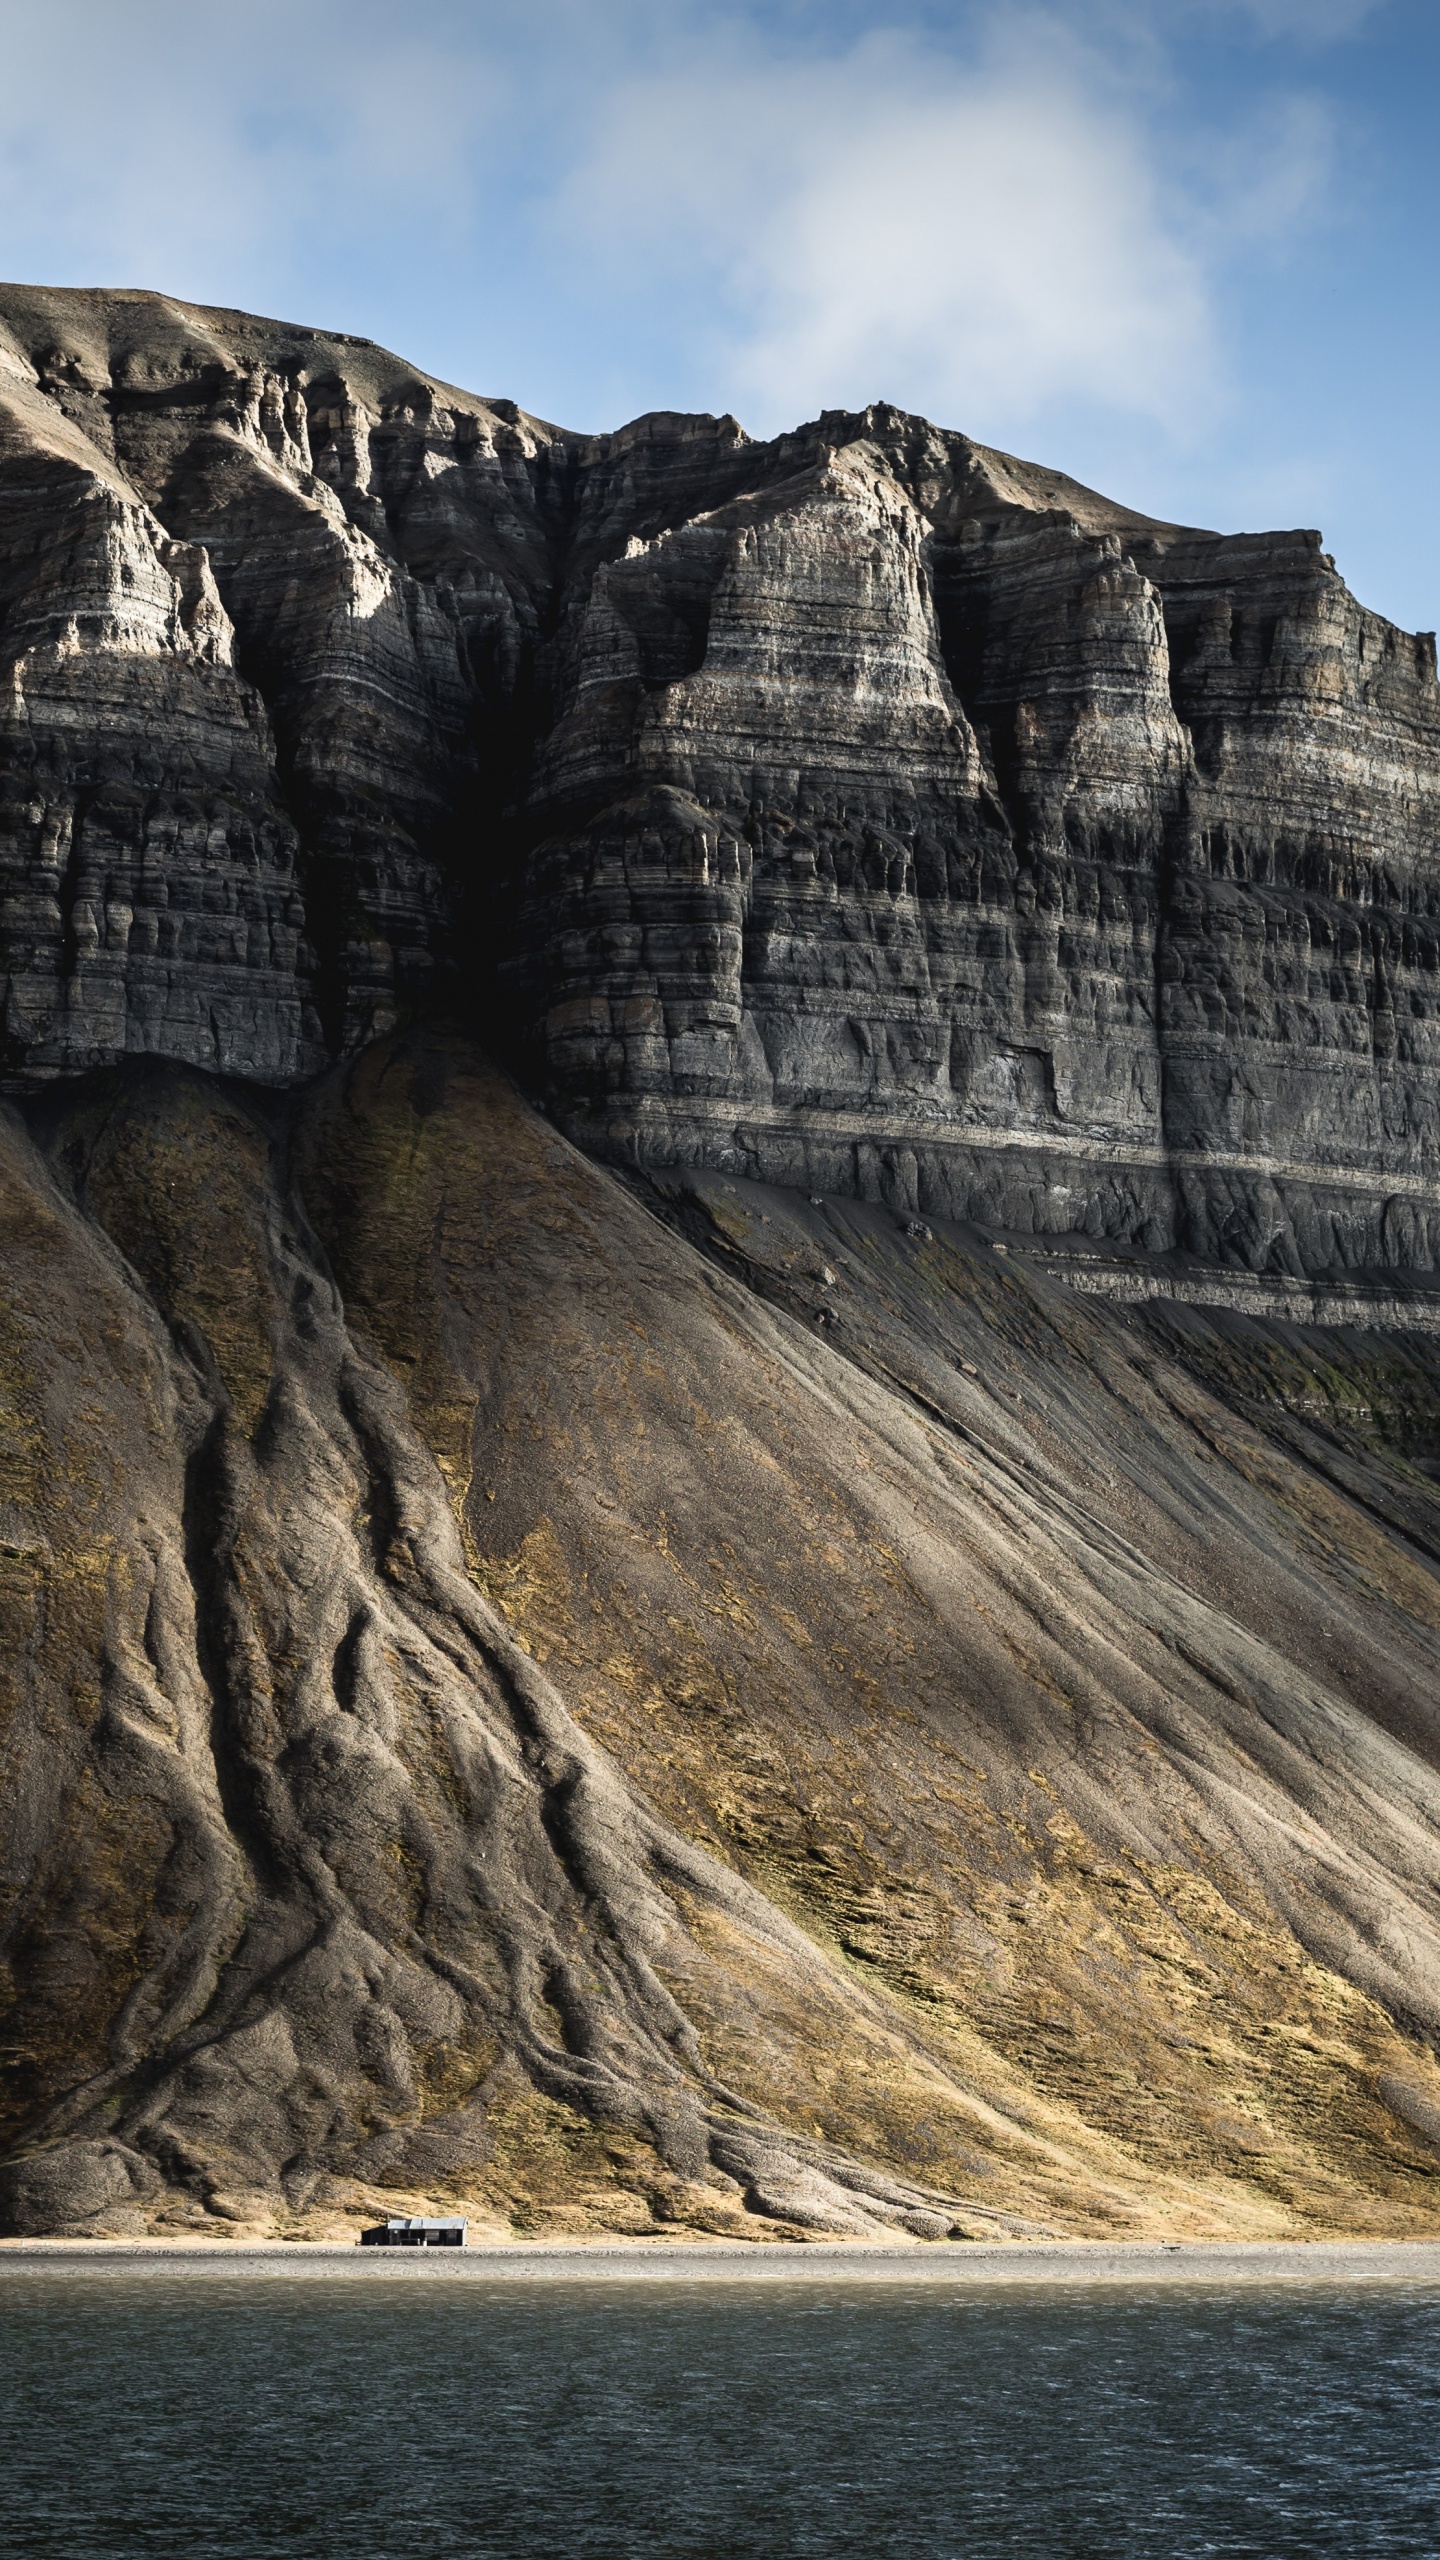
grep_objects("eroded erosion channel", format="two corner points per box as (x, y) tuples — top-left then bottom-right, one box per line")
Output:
(2, 290), (1440, 2240)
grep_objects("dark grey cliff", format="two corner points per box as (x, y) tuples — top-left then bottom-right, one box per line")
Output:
(3, 284), (1439, 1277)
(10, 291), (1440, 2246)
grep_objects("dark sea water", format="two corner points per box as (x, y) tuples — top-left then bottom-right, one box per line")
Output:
(3, 2270), (1440, 2559)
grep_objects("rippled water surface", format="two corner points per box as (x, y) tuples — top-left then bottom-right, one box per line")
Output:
(4, 2269), (1440, 2557)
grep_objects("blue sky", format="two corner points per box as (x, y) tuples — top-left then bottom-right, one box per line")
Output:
(1, 0), (1436, 631)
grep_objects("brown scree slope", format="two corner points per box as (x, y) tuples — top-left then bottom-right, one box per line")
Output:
(3, 1030), (1440, 2238)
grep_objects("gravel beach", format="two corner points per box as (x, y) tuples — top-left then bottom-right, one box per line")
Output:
(6, 2239), (1440, 2284)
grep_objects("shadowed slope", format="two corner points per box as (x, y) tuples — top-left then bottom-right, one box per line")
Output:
(5, 1030), (1440, 2240)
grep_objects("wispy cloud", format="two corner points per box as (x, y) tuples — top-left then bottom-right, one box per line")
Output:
(1197, 0), (1388, 38)
(551, 14), (1340, 445)
(0, 0), (1390, 520)
(0, 0), (512, 312)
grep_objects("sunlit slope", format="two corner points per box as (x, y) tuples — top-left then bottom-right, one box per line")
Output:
(4, 1029), (1440, 2238)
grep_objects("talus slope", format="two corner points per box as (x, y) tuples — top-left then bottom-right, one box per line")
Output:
(4, 1030), (1440, 2238)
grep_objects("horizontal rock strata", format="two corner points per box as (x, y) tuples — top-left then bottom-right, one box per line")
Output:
(5, 290), (1440, 2246)
(0, 289), (1437, 1274)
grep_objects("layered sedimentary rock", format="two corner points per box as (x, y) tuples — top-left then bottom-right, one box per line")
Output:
(6, 289), (1440, 2246)
(525, 427), (1440, 1278)
(0, 288), (1438, 1273)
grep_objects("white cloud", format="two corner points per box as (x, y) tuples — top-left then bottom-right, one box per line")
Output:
(0, 0), (1376, 467)
(1188, 89), (1337, 251)
(0, 0), (509, 312)
(557, 27), (1220, 443)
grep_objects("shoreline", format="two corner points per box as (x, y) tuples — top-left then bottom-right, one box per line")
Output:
(5, 2238), (1440, 2285)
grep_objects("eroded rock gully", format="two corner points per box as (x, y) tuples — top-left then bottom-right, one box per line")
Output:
(2, 286), (1440, 1278)
(4, 289), (1440, 2241)
(1, 1061), (1026, 2242)
(3, 1032), (1440, 2239)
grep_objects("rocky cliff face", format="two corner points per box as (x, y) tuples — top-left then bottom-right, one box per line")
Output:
(6, 289), (1440, 2246)
(2, 286), (1439, 1277)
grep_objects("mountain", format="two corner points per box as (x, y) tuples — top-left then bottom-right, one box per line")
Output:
(5, 285), (1440, 1278)
(3, 289), (1440, 2242)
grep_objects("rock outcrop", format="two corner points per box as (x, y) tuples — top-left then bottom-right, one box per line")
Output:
(6, 289), (1440, 2245)
(1, 286), (1439, 1275)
